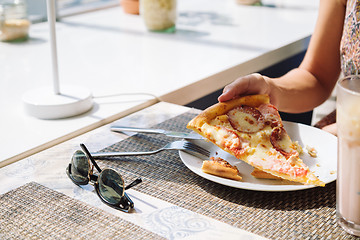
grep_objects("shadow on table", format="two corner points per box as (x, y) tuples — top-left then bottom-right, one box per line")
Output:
(196, 178), (335, 211)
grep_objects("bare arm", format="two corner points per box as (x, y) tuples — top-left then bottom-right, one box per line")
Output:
(219, 0), (346, 113)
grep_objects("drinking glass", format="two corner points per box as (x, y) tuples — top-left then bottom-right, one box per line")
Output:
(337, 75), (360, 236)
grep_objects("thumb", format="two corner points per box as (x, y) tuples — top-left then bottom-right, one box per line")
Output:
(218, 89), (233, 102)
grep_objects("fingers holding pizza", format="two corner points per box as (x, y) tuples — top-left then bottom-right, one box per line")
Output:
(217, 73), (272, 103)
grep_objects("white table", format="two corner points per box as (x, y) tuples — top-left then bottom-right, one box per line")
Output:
(0, 0), (319, 165)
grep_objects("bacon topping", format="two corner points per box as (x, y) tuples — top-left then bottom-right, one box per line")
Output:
(227, 105), (265, 133)
(270, 127), (294, 159)
(258, 103), (282, 128)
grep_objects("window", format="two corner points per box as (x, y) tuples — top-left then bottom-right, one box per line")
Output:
(27, 0), (119, 23)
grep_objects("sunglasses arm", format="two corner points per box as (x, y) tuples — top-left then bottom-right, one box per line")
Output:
(125, 178), (142, 190)
(80, 143), (102, 173)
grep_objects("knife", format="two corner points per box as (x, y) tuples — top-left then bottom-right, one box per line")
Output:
(110, 126), (204, 140)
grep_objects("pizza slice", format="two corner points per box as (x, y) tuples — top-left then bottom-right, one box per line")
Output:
(202, 157), (242, 181)
(187, 94), (324, 186)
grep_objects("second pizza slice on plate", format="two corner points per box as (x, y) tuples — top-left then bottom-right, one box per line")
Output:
(187, 94), (324, 186)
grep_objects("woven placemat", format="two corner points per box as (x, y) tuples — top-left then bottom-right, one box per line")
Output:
(0, 182), (164, 240)
(95, 112), (358, 240)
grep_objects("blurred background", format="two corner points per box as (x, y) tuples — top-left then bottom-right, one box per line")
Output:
(27, 0), (118, 23)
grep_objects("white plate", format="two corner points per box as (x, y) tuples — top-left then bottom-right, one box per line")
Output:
(179, 121), (337, 192)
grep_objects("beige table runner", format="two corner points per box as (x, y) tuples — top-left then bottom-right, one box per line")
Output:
(96, 112), (356, 240)
(0, 182), (164, 240)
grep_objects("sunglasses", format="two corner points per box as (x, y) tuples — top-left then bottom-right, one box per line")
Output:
(66, 143), (142, 212)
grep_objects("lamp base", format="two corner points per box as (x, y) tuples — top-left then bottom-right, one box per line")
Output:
(23, 85), (93, 119)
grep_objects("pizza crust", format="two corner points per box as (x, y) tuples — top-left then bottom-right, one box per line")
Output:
(201, 157), (242, 181)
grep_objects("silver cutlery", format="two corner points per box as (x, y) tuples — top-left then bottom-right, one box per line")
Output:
(91, 140), (210, 159)
(110, 126), (204, 140)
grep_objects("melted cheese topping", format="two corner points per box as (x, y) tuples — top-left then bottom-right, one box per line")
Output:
(205, 114), (308, 178)
(228, 108), (264, 133)
(201, 123), (241, 150)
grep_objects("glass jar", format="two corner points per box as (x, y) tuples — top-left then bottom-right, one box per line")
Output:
(236, 0), (261, 5)
(140, 0), (176, 33)
(0, 0), (30, 42)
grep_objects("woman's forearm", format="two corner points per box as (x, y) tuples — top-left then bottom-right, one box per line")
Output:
(266, 68), (337, 113)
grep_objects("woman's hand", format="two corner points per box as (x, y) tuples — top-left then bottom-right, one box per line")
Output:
(218, 73), (271, 102)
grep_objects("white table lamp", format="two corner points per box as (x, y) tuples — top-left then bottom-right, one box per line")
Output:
(23, 0), (93, 119)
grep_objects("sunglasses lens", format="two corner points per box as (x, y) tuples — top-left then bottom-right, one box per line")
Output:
(70, 150), (90, 183)
(98, 169), (125, 205)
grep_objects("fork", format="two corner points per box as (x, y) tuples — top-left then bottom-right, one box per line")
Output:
(91, 140), (210, 159)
